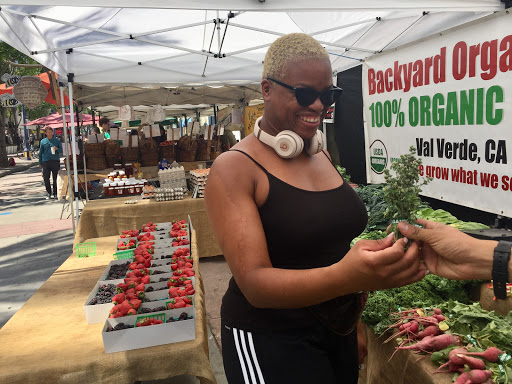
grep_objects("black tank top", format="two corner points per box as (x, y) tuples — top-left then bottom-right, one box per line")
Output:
(221, 150), (368, 331)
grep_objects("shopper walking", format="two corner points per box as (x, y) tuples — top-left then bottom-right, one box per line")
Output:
(39, 126), (63, 200)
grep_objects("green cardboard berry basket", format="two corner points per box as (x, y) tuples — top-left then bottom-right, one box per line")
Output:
(114, 249), (135, 260)
(75, 242), (96, 258)
(136, 313), (166, 325)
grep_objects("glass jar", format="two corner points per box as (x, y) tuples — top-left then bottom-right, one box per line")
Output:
(109, 182), (117, 196)
(127, 182), (135, 195)
(114, 163), (123, 171)
(117, 181), (125, 195)
(134, 182), (142, 194)
(125, 163), (134, 178)
(103, 183), (110, 195)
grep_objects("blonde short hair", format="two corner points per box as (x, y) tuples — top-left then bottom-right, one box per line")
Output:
(262, 33), (330, 80)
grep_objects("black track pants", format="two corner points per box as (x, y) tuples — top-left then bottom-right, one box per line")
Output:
(221, 321), (359, 384)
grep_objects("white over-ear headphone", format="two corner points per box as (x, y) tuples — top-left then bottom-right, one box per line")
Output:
(253, 117), (324, 158)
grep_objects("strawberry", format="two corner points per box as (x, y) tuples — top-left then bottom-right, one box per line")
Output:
(184, 262), (193, 268)
(127, 308), (137, 316)
(173, 269), (184, 276)
(183, 296), (192, 304)
(141, 275), (150, 284)
(144, 259), (151, 268)
(185, 304), (192, 307)
(167, 302), (174, 310)
(173, 301), (186, 309)
(167, 278), (178, 287)
(126, 292), (136, 300)
(186, 288), (195, 295)
(170, 263), (178, 271)
(185, 270), (195, 277)
(135, 283), (145, 292)
(112, 293), (125, 304)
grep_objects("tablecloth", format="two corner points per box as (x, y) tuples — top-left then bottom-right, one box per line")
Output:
(0, 233), (216, 384)
(74, 195), (222, 259)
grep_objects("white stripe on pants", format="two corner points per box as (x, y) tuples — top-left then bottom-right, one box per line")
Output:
(233, 328), (266, 384)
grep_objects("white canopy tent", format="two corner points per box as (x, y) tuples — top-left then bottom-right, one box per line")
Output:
(0, 1), (506, 226)
(0, 2), (504, 87)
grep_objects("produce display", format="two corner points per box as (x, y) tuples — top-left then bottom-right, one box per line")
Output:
(351, 147), (508, 383)
(382, 302), (512, 383)
(83, 220), (196, 353)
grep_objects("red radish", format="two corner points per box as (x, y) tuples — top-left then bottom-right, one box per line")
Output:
(434, 308), (443, 315)
(397, 334), (461, 352)
(436, 348), (468, 372)
(465, 347), (504, 363)
(454, 369), (492, 384)
(385, 321), (419, 343)
(433, 314), (446, 322)
(417, 325), (440, 340)
(456, 354), (486, 370)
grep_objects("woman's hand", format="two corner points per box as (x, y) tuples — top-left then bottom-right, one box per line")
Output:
(338, 234), (427, 293)
(398, 220), (496, 280)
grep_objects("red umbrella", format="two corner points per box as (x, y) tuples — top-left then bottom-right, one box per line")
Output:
(27, 112), (93, 128)
(0, 72), (70, 106)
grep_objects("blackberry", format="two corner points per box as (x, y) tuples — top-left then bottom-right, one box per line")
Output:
(166, 318), (175, 323)
(178, 312), (188, 321)
(146, 286), (154, 292)
(113, 323), (125, 331)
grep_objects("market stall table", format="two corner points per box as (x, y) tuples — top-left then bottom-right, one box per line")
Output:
(0, 233), (216, 384)
(59, 161), (209, 199)
(74, 195), (221, 259)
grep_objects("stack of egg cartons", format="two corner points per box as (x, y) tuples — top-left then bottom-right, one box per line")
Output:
(158, 161), (187, 191)
(189, 168), (209, 198)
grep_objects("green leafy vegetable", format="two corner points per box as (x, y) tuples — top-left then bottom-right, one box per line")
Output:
(383, 146), (432, 240)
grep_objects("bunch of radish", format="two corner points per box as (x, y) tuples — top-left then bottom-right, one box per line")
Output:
(385, 307), (455, 351)
(386, 307), (503, 383)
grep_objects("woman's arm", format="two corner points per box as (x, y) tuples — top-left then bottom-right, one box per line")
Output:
(205, 153), (427, 309)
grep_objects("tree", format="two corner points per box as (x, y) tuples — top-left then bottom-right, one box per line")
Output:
(0, 42), (45, 166)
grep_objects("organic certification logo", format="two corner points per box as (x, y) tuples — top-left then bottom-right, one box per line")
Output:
(369, 139), (388, 174)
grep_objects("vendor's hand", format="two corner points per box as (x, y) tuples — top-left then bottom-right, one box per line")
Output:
(398, 220), (495, 280)
(342, 233), (427, 292)
(357, 320), (367, 365)
(39, 164), (43, 168)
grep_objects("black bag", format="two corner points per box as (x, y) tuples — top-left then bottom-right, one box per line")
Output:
(306, 292), (366, 335)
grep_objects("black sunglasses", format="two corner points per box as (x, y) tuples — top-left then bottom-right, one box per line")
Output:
(266, 77), (343, 107)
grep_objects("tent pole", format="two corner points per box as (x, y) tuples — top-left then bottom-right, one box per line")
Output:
(59, 86), (75, 234)
(67, 77), (80, 227)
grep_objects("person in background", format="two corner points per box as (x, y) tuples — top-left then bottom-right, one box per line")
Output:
(398, 220), (512, 283)
(92, 126), (101, 135)
(221, 129), (237, 152)
(204, 33), (426, 384)
(99, 117), (110, 139)
(39, 126), (63, 200)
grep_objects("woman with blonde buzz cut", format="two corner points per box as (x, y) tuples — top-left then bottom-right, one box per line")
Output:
(205, 33), (427, 383)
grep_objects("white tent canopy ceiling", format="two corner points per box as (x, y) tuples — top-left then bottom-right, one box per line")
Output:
(0, 1), (505, 89)
(73, 83), (262, 108)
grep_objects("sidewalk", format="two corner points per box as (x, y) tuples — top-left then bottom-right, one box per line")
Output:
(0, 155), (39, 178)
